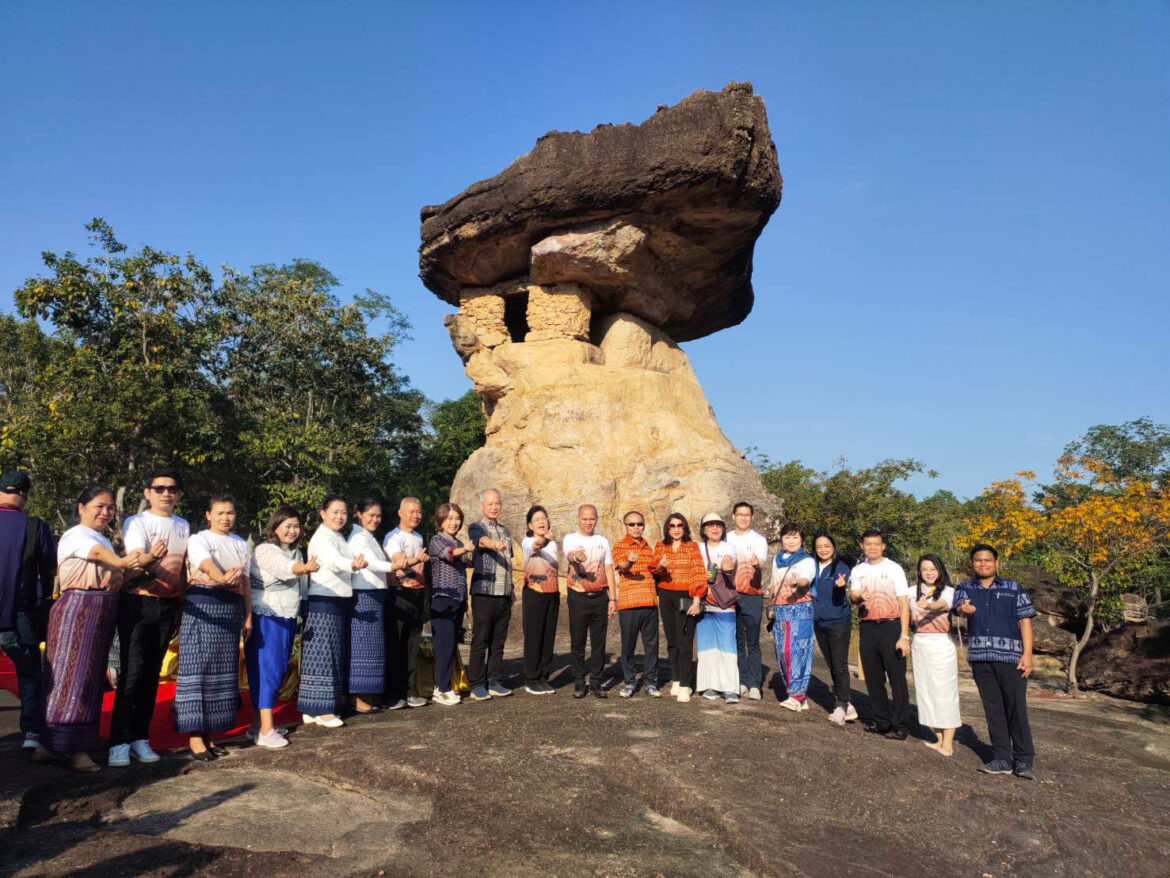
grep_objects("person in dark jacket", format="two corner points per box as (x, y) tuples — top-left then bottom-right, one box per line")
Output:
(811, 532), (856, 725)
(0, 470), (57, 751)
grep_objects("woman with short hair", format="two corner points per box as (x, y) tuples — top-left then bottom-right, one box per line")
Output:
(176, 495), (252, 760)
(521, 505), (560, 696)
(770, 522), (817, 712)
(35, 486), (145, 773)
(427, 502), (474, 705)
(299, 495), (367, 728)
(245, 505), (318, 748)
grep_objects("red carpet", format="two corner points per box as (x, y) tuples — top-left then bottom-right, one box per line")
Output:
(1, 653), (301, 750)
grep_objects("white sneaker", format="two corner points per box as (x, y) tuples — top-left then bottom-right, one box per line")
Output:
(702, 689), (720, 700)
(779, 697), (804, 712)
(434, 690), (460, 706)
(245, 726), (289, 742)
(108, 743), (131, 767)
(676, 687), (692, 703)
(739, 684), (748, 695)
(828, 706), (847, 725)
(22, 732), (39, 750)
(844, 704), (859, 722)
(748, 687), (762, 701)
(385, 699), (408, 710)
(256, 729), (289, 749)
(670, 681), (679, 696)
(130, 739), (160, 763)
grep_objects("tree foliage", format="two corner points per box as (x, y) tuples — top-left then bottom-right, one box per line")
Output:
(960, 455), (1170, 693)
(1, 220), (482, 533)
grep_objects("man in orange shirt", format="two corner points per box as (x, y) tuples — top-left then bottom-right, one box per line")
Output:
(614, 511), (660, 698)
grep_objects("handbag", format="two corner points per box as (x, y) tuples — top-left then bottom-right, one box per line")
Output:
(699, 544), (738, 610)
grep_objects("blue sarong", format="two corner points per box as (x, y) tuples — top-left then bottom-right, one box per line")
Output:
(348, 589), (386, 695)
(174, 586), (245, 733)
(297, 595), (350, 716)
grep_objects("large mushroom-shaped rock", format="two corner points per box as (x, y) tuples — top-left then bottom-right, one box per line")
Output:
(420, 84), (784, 541)
(420, 81), (781, 343)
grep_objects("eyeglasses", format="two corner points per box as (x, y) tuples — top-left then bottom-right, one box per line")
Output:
(149, 485), (180, 494)
(625, 522), (645, 527)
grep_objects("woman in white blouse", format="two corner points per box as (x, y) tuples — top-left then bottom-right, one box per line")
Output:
(297, 495), (367, 728)
(347, 498), (399, 713)
(245, 505), (318, 749)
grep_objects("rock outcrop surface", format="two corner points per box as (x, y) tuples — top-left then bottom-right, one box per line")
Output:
(423, 85), (784, 540)
(420, 82), (781, 342)
(1078, 619), (1170, 704)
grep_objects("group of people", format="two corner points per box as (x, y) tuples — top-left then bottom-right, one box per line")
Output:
(0, 469), (1038, 781)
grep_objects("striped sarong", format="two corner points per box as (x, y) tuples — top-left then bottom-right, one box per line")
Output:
(42, 589), (119, 753)
(773, 601), (816, 701)
(297, 595), (350, 716)
(174, 586), (245, 734)
(696, 609), (739, 695)
(348, 589), (386, 695)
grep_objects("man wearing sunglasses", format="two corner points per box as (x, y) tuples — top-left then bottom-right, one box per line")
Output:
(111, 468), (189, 767)
(614, 512), (660, 698)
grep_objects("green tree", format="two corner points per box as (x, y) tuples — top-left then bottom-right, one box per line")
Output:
(397, 390), (486, 519)
(8, 219), (226, 524)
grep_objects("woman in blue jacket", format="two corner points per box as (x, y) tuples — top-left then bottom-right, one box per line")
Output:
(811, 533), (856, 725)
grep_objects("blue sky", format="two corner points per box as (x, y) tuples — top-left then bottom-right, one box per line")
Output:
(2, 3), (1167, 499)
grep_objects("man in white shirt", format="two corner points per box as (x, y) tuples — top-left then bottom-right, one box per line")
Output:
(726, 501), (768, 700)
(111, 468), (188, 767)
(563, 504), (617, 698)
(848, 529), (912, 739)
(383, 497), (430, 709)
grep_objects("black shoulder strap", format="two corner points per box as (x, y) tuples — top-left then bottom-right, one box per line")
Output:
(21, 516), (40, 605)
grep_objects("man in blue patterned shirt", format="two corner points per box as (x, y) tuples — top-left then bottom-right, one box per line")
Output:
(954, 543), (1037, 780)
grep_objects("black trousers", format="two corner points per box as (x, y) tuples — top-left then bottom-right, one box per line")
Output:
(468, 594), (512, 687)
(814, 620), (853, 708)
(0, 610), (42, 734)
(385, 587), (425, 701)
(567, 590), (608, 685)
(429, 596), (465, 695)
(972, 660), (1035, 765)
(522, 589), (560, 683)
(109, 594), (181, 745)
(735, 593), (763, 690)
(657, 586), (694, 689)
(859, 619), (908, 731)
(618, 606), (659, 685)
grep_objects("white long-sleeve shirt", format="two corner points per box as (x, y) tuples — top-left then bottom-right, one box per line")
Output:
(307, 525), (357, 598)
(348, 525), (395, 590)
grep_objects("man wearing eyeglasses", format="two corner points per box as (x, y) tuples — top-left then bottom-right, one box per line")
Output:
(110, 468), (189, 767)
(613, 512), (660, 698)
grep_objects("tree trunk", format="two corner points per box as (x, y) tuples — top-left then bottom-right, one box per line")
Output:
(1067, 571), (1100, 695)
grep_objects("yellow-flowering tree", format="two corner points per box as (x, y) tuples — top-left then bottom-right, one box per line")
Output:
(961, 455), (1170, 693)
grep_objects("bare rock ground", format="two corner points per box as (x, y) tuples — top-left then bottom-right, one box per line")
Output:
(3, 611), (1168, 878)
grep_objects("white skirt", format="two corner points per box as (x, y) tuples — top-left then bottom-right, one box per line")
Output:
(911, 633), (961, 729)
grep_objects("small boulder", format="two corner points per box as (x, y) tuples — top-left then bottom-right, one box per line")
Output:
(1077, 619), (1170, 704)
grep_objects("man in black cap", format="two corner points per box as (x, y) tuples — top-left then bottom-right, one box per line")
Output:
(0, 469), (57, 750)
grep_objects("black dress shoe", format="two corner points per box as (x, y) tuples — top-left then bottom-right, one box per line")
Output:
(885, 728), (908, 741)
(209, 745), (230, 757)
(572, 684), (587, 699)
(864, 723), (892, 735)
(591, 686), (608, 699)
(190, 749), (217, 762)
